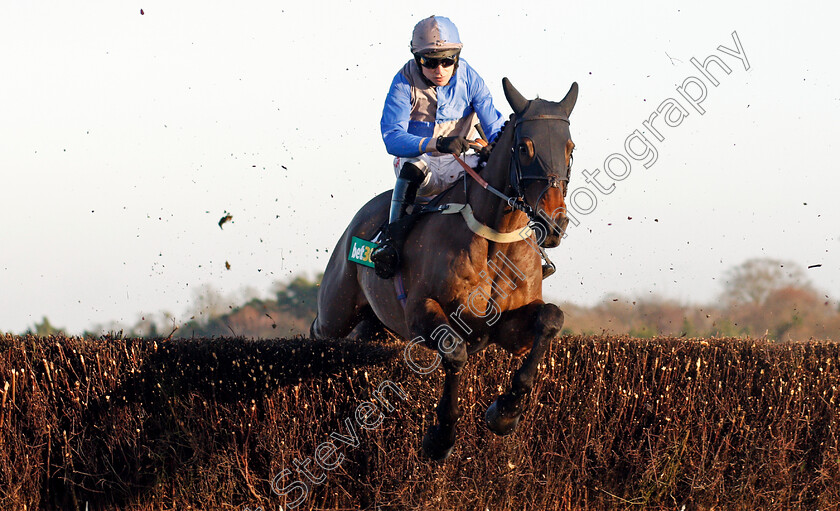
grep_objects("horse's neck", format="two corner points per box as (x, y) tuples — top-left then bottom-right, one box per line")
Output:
(466, 126), (529, 235)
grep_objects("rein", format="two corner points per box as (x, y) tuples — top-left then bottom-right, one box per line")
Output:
(446, 111), (571, 276)
(453, 112), (572, 221)
(447, 153), (557, 278)
(452, 154), (535, 218)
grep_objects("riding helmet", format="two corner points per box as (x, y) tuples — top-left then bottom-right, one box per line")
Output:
(410, 15), (463, 58)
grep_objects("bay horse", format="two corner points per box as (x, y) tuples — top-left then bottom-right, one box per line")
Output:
(311, 78), (577, 460)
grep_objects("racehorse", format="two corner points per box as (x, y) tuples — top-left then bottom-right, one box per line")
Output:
(311, 78), (577, 460)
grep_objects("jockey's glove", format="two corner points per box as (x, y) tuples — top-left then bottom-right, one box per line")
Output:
(436, 136), (470, 156)
(475, 143), (492, 163)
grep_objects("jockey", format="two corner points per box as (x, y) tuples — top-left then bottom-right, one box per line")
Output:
(371, 15), (506, 279)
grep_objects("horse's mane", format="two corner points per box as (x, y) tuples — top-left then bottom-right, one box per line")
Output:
(486, 117), (513, 157)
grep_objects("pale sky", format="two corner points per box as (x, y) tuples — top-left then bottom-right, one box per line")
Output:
(1, 1), (838, 334)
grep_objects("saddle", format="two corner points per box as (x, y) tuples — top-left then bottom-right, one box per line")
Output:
(369, 190), (452, 245)
(363, 184), (555, 280)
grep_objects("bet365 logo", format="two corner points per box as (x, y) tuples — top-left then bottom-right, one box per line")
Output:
(351, 244), (372, 262)
(348, 236), (377, 268)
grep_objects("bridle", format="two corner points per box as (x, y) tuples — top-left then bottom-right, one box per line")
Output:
(454, 112), (573, 224)
(509, 113), (572, 211)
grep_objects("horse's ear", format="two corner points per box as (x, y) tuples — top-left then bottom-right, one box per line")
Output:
(560, 82), (579, 117)
(503, 77), (529, 115)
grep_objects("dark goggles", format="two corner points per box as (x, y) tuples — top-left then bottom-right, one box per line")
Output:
(418, 55), (457, 69)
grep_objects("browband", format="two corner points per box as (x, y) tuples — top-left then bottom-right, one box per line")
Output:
(516, 115), (570, 124)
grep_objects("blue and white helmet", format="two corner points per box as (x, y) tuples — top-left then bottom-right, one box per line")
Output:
(410, 16), (463, 58)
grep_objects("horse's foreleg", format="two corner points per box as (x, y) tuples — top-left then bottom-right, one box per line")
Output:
(348, 307), (392, 342)
(408, 298), (468, 460)
(485, 301), (564, 436)
(422, 369), (462, 461)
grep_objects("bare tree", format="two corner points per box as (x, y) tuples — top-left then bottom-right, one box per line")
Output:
(720, 258), (811, 306)
(189, 283), (234, 325)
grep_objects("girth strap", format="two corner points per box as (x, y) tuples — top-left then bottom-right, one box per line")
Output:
(441, 203), (533, 243)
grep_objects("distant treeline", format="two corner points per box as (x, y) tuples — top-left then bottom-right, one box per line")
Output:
(562, 258), (839, 341)
(18, 258), (840, 341)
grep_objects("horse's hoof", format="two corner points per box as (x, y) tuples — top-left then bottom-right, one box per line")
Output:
(542, 263), (556, 279)
(485, 400), (522, 436)
(422, 425), (455, 461)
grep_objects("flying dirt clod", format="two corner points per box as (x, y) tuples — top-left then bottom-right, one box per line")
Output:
(218, 213), (232, 229)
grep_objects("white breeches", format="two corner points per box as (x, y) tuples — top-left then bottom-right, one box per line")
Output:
(393, 153), (481, 198)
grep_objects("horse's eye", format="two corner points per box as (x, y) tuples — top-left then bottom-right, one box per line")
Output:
(518, 138), (535, 165)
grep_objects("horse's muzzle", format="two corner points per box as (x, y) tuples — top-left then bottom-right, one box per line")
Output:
(536, 215), (568, 248)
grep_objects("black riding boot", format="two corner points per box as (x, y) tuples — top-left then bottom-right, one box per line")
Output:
(371, 175), (420, 279)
